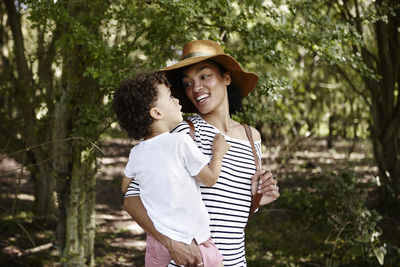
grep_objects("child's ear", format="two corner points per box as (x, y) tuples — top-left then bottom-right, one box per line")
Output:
(149, 107), (163, 120)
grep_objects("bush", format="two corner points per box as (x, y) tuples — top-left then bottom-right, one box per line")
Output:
(245, 171), (394, 266)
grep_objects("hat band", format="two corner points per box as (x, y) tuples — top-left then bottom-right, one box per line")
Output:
(181, 51), (214, 60)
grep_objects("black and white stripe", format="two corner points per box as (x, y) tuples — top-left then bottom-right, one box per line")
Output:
(126, 115), (261, 267)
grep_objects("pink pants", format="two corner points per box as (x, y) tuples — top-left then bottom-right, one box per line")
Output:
(145, 234), (223, 267)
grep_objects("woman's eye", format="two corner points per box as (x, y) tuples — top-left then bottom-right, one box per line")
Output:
(201, 74), (211, 79)
(183, 82), (192, 88)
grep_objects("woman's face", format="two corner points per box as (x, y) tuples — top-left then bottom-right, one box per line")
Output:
(181, 60), (231, 114)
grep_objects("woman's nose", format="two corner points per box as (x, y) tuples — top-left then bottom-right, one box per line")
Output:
(193, 83), (203, 92)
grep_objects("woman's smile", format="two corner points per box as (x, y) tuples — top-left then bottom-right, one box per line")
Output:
(182, 60), (230, 114)
(196, 93), (210, 103)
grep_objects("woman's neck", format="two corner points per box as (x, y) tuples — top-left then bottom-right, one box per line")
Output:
(201, 109), (234, 134)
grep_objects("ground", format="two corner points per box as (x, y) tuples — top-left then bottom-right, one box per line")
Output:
(0, 137), (380, 266)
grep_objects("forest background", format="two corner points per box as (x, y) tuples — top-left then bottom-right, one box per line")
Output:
(1, 0), (399, 266)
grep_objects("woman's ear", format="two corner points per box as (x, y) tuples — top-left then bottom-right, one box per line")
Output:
(149, 107), (163, 120)
(224, 72), (231, 86)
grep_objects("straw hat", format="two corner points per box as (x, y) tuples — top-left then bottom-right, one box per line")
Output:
(160, 40), (258, 113)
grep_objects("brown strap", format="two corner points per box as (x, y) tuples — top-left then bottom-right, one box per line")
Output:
(243, 124), (262, 224)
(185, 119), (195, 139)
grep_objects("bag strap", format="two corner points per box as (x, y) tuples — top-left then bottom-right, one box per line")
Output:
(185, 119), (195, 139)
(242, 124), (262, 224)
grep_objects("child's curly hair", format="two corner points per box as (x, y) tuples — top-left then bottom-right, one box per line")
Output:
(113, 72), (170, 140)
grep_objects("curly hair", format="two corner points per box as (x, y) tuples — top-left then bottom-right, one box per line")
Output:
(113, 72), (170, 140)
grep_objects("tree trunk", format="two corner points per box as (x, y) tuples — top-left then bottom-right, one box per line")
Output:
(371, 124), (400, 208)
(63, 145), (96, 266)
(4, 0), (57, 219)
(53, 76), (97, 267)
(52, 1), (105, 263)
(32, 164), (56, 219)
(366, 1), (400, 208)
(327, 113), (335, 149)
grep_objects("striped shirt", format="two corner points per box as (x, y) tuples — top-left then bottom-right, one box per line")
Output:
(125, 115), (261, 267)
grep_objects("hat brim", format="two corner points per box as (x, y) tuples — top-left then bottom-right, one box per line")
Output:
(161, 54), (258, 113)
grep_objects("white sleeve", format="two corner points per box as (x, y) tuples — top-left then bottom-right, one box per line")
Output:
(124, 148), (140, 198)
(181, 134), (210, 176)
(124, 148), (136, 178)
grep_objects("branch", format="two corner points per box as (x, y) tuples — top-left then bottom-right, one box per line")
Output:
(23, 243), (53, 256)
(334, 65), (372, 107)
(4, 0), (34, 87)
(339, 0), (351, 22)
(353, 0), (363, 34)
(0, 136), (105, 160)
(329, 222), (351, 267)
(0, 3), (18, 90)
(38, 25), (60, 112)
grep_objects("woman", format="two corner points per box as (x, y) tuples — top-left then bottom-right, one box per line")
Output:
(124, 40), (280, 266)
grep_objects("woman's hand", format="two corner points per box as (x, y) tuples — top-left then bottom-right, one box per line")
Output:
(251, 170), (280, 206)
(167, 239), (203, 266)
(124, 197), (203, 266)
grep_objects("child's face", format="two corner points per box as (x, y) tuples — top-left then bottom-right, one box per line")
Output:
(154, 83), (183, 129)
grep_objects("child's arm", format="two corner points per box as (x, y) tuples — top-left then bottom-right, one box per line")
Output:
(121, 176), (133, 194)
(196, 133), (230, 186)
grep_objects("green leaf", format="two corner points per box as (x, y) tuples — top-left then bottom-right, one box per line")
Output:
(347, 245), (363, 258)
(373, 246), (385, 265)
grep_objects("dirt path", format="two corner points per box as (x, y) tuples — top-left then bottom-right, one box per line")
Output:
(0, 137), (377, 266)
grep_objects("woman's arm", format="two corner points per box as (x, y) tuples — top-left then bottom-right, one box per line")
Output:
(123, 196), (203, 266)
(250, 126), (280, 206)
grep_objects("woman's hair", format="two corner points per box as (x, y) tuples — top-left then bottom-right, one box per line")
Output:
(112, 72), (170, 140)
(210, 60), (243, 115)
(227, 87), (244, 115)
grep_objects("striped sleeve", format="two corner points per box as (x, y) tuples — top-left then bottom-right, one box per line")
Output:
(124, 179), (140, 198)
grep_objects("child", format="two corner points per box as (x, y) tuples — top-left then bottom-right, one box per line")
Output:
(113, 72), (228, 267)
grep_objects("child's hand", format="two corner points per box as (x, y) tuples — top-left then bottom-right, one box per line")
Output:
(212, 133), (230, 158)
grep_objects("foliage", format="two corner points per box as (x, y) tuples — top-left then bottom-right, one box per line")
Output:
(246, 171), (399, 266)
(1, 0), (399, 265)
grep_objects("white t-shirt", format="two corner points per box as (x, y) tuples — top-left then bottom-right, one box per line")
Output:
(124, 132), (211, 244)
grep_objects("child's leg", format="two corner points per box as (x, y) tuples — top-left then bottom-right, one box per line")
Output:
(145, 234), (171, 267)
(198, 238), (224, 267)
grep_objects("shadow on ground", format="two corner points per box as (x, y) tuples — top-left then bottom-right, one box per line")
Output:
(0, 137), (380, 266)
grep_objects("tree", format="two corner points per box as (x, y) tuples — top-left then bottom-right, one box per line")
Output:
(1, 0), (120, 265)
(1, 0), (287, 265)
(290, 0), (400, 207)
(1, 0), (56, 218)
(4, 0), (396, 265)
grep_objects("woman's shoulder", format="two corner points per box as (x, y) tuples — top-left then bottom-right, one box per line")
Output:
(186, 114), (203, 126)
(233, 121), (261, 143)
(249, 125), (261, 142)
(185, 115), (216, 133)
(171, 120), (191, 134)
